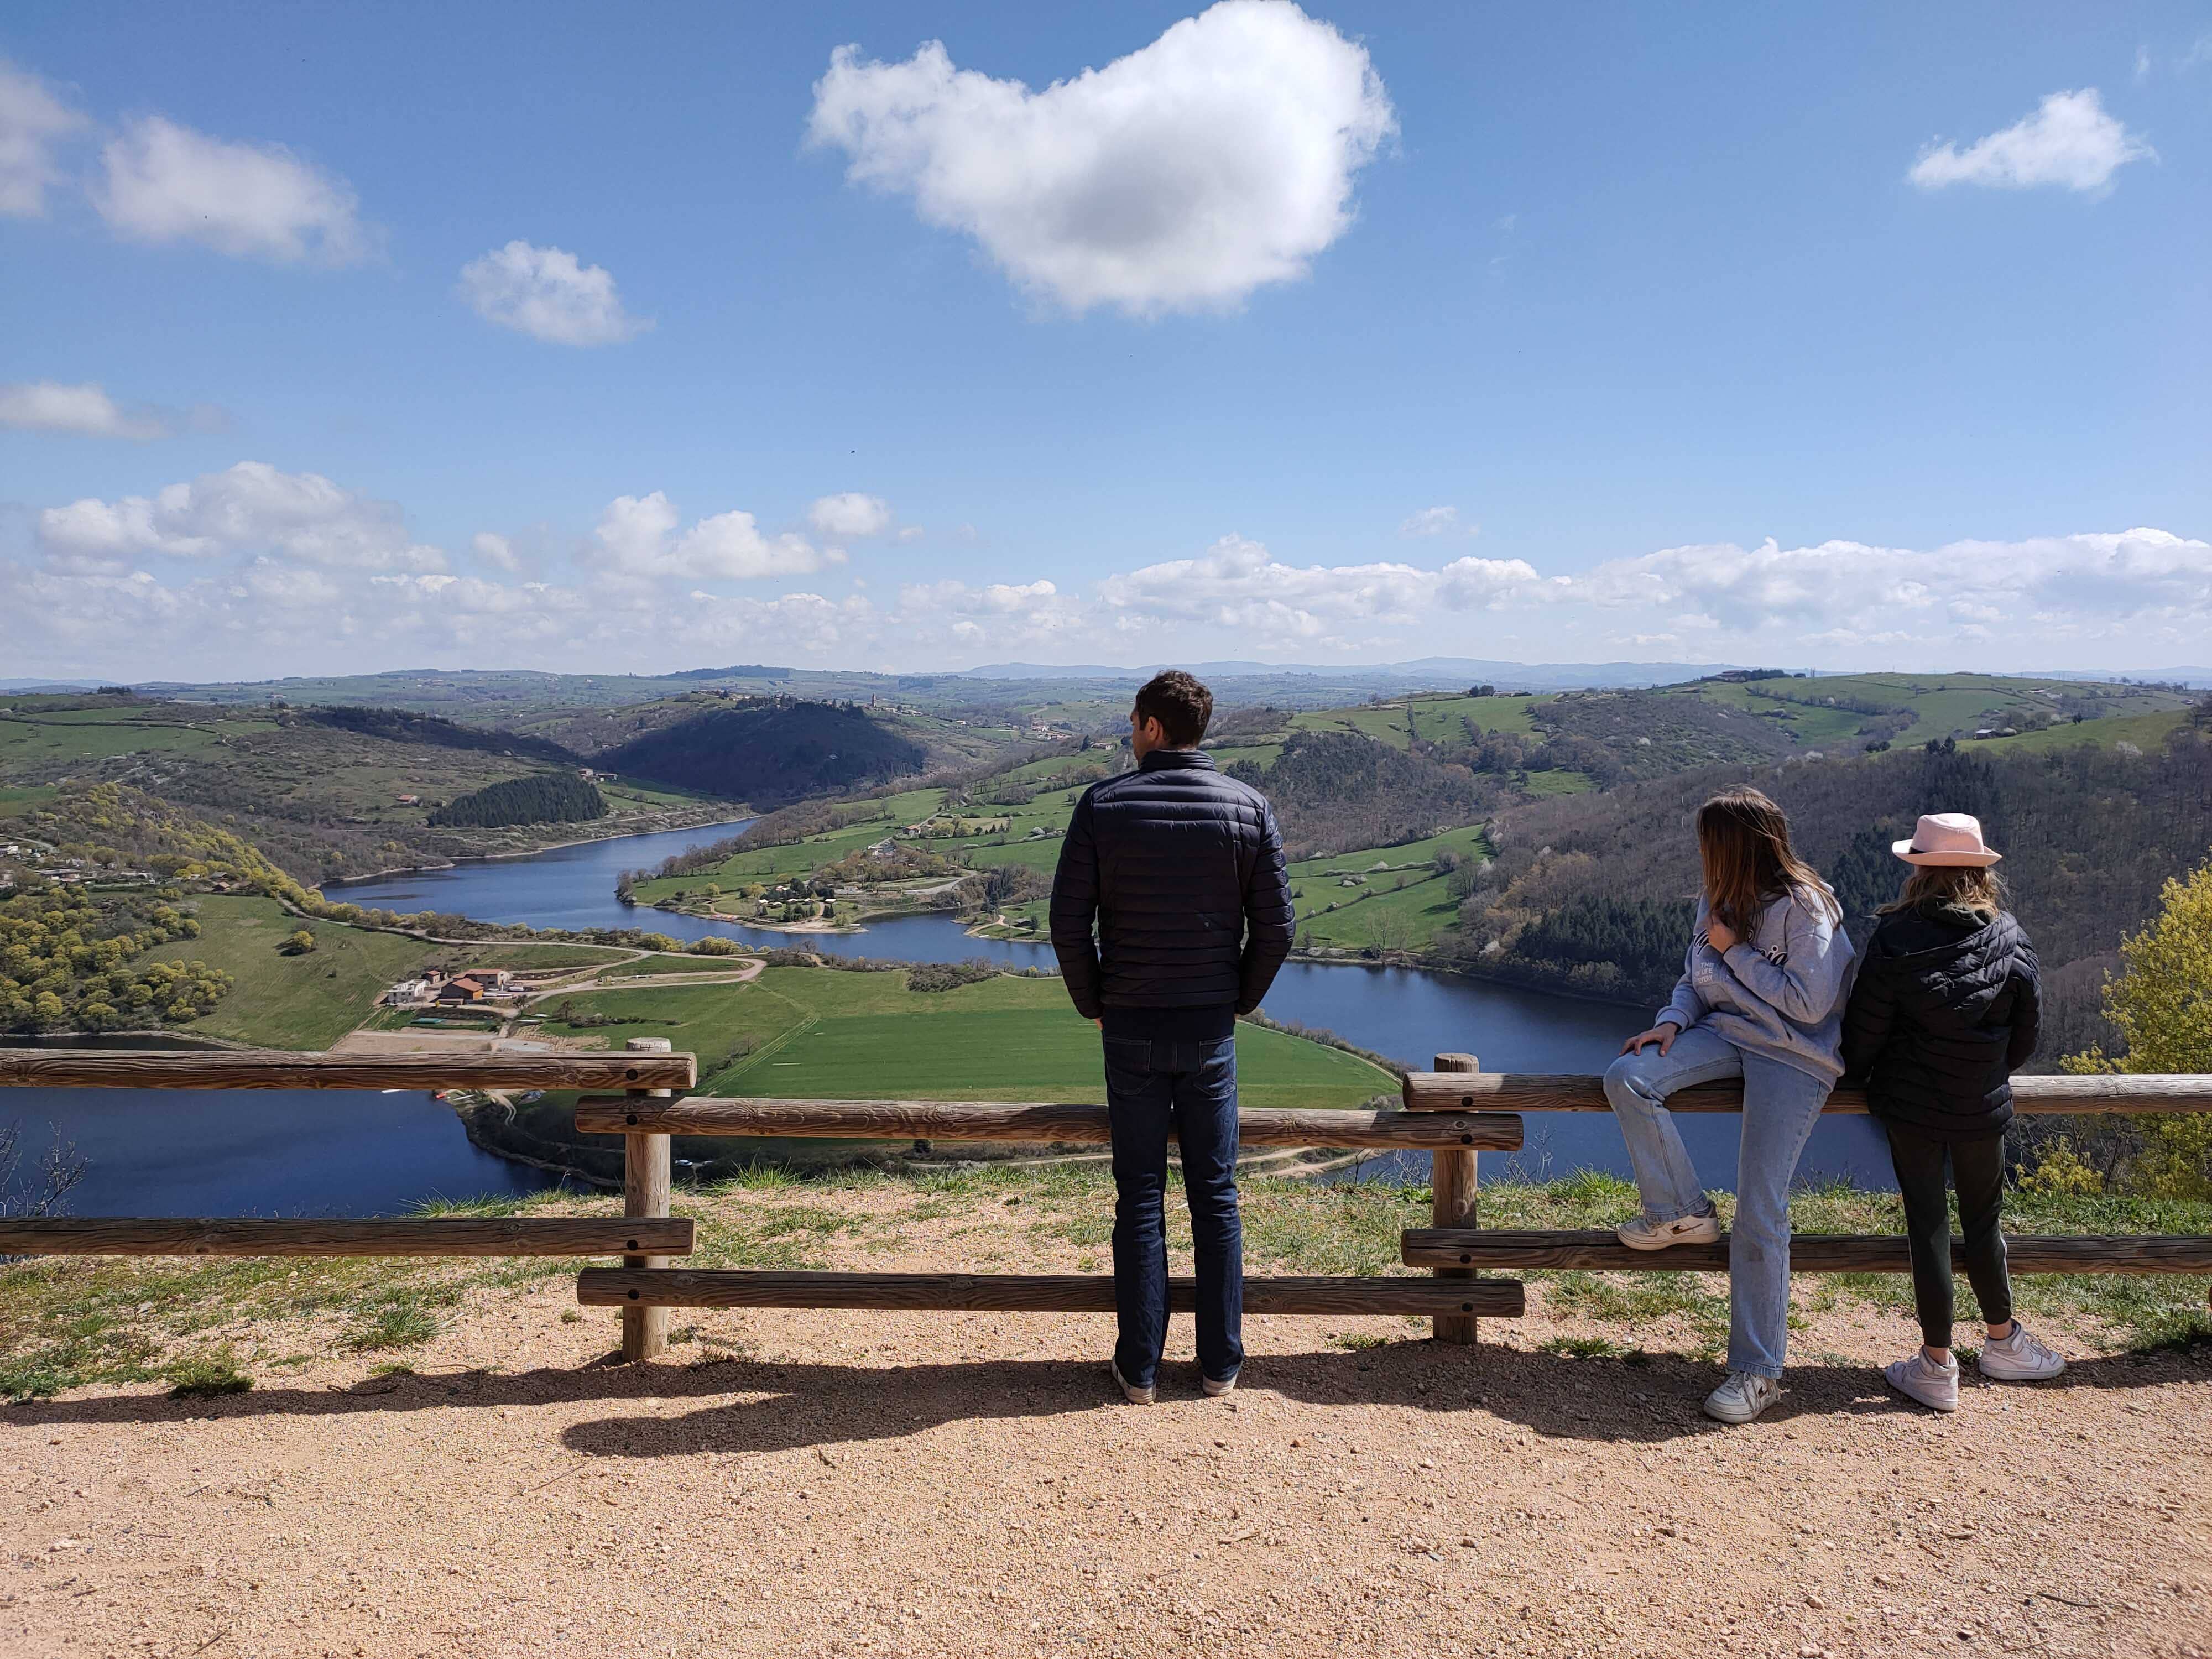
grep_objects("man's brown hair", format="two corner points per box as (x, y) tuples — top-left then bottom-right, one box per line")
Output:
(1133, 670), (1213, 748)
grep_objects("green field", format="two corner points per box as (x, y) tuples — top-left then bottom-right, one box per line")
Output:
(142, 895), (441, 1049)
(536, 966), (1394, 1107)
(1662, 673), (2193, 752)
(1285, 823), (1490, 951)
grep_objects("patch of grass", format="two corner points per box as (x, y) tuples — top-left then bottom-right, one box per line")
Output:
(343, 1289), (453, 1351)
(1538, 1334), (1639, 1360)
(165, 1348), (253, 1399)
(1328, 1332), (1389, 1352)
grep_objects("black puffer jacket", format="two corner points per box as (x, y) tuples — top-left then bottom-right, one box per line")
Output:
(1840, 902), (2041, 1138)
(1048, 749), (1294, 1018)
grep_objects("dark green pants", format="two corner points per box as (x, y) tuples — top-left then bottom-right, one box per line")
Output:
(1885, 1121), (2012, 1349)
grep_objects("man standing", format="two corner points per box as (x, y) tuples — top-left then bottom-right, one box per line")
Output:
(1050, 670), (1295, 1404)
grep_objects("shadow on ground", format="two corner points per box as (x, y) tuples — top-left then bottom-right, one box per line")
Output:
(8, 1337), (2206, 1458)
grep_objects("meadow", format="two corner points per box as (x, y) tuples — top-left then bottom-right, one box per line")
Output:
(535, 966), (1396, 1108)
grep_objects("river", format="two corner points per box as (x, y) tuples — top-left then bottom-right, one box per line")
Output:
(9, 821), (1892, 1213)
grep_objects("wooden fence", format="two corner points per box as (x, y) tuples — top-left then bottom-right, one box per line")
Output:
(2, 1045), (2206, 1365)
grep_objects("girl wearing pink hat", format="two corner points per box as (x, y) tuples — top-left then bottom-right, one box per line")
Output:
(1841, 813), (2064, 1411)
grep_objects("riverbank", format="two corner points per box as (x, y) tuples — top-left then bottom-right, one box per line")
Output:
(325, 811), (757, 889)
(5, 1168), (2206, 1658)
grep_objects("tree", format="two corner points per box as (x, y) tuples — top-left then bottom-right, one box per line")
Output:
(2065, 860), (2212, 1197)
(280, 930), (317, 955)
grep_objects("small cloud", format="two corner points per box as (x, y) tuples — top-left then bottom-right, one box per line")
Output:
(1491, 212), (1516, 233)
(471, 531), (523, 572)
(895, 525), (926, 543)
(807, 492), (894, 541)
(1399, 505), (1473, 538)
(94, 114), (372, 263)
(0, 58), (88, 218)
(0, 380), (184, 440)
(458, 241), (651, 346)
(1908, 88), (2154, 194)
(594, 491), (831, 581)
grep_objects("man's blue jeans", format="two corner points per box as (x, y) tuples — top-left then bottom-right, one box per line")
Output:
(1103, 1034), (1243, 1390)
(1603, 1023), (1832, 1379)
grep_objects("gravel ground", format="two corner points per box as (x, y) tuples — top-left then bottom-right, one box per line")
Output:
(4, 1196), (2208, 1659)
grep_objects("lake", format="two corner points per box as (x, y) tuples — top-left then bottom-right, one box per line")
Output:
(7, 820), (1894, 1213)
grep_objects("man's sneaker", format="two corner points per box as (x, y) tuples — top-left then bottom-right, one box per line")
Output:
(1617, 1210), (1723, 1251)
(1202, 1369), (1240, 1399)
(1977, 1322), (2067, 1382)
(1702, 1371), (1782, 1424)
(1885, 1349), (1960, 1412)
(1109, 1359), (1155, 1405)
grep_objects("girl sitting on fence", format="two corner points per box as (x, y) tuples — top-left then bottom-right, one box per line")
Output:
(1603, 786), (1855, 1425)
(1840, 812), (2064, 1411)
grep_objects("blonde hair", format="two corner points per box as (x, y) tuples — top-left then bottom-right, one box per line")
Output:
(1879, 863), (2008, 916)
(1694, 786), (1840, 932)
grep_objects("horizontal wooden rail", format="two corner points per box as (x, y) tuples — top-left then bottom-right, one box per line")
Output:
(0, 1217), (695, 1257)
(577, 1269), (1526, 1318)
(574, 1096), (1521, 1151)
(1400, 1071), (2212, 1115)
(0, 1048), (696, 1093)
(1402, 1228), (2212, 1275)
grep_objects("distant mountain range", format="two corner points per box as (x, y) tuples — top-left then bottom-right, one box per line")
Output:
(956, 659), (1744, 690)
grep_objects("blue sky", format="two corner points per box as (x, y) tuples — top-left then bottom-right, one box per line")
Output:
(2, 1), (2206, 680)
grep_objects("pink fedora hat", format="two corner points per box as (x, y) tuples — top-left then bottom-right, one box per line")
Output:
(1892, 812), (2002, 867)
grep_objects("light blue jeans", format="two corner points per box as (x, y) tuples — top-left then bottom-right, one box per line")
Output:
(1603, 1023), (1833, 1379)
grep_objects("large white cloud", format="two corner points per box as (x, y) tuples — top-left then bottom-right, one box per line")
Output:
(94, 115), (370, 263)
(1909, 90), (2154, 194)
(0, 380), (173, 440)
(593, 492), (836, 581)
(458, 241), (650, 345)
(806, 1), (1394, 316)
(36, 462), (443, 571)
(0, 58), (86, 217)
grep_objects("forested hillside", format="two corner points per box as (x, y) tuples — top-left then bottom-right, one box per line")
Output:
(1446, 727), (2212, 1057)
(1232, 730), (1494, 858)
(598, 700), (930, 805)
(428, 772), (607, 828)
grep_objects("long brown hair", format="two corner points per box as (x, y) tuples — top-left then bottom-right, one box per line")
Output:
(1695, 786), (1839, 932)
(1879, 863), (2007, 917)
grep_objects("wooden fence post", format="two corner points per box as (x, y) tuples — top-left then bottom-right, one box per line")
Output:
(1431, 1052), (1480, 1346)
(621, 1037), (674, 1362)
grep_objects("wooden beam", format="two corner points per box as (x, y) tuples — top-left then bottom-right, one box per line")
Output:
(1430, 1052), (1481, 1347)
(0, 1217), (694, 1257)
(0, 1048), (697, 1093)
(576, 1269), (1526, 1317)
(1399, 1071), (2212, 1115)
(573, 1096), (1521, 1151)
(1401, 1228), (2212, 1274)
(620, 1042), (675, 1364)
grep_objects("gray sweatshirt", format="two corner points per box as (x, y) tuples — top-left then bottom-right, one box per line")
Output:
(1656, 886), (1857, 1084)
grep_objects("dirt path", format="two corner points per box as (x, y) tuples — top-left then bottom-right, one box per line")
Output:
(4, 1213), (2206, 1659)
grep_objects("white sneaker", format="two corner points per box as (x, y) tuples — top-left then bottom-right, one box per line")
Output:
(1703, 1371), (1782, 1424)
(1109, 1359), (1155, 1405)
(1885, 1349), (1960, 1412)
(1202, 1369), (1239, 1399)
(1977, 1322), (2066, 1382)
(1617, 1210), (1723, 1251)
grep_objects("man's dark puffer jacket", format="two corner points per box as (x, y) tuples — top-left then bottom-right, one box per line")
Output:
(1840, 901), (2041, 1138)
(1048, 749), (1294, 1018)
